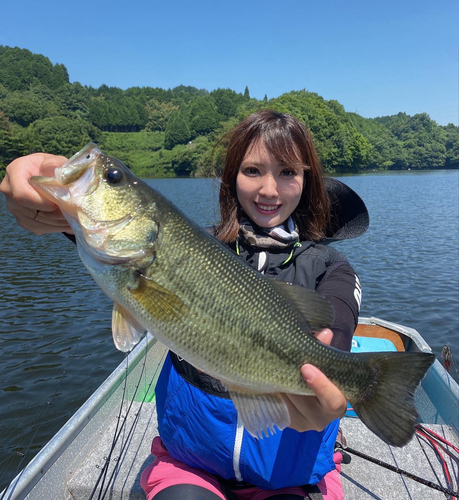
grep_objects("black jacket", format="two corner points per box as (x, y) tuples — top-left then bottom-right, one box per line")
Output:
(229, 236), (360, 351)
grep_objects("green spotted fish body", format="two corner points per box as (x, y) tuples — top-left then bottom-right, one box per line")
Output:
(30, 144), (435, 447)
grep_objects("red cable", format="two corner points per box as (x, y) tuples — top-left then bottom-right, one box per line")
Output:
(417, 427), (458, 459)
(416, 424), (459, 454)
(419, 433), (452, 493)
(416, 428), (456, 499)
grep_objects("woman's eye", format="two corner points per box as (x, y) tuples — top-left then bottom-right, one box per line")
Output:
(281, 169), (296, 177)
(243, 167), (259, 176)
(105, 168), (123, 184)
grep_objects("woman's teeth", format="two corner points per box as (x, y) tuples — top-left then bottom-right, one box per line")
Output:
(256, 203), (279, 211)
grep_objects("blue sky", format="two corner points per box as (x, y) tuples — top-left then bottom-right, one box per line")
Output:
(1, 0), (458, 125)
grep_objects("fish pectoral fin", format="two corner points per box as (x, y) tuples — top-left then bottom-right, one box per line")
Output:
(112, 303), (146, 352)
(228, 388), (291, 439)
(271, 280), (334, 332)
(129, 274), (188, 323)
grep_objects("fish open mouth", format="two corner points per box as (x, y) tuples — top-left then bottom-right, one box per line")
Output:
(30, 144), (101, 213)
(57, 143), (101, 186)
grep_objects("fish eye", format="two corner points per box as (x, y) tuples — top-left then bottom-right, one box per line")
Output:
(105, 168), (123, 184)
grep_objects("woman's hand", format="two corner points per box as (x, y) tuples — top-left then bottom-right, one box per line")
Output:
(0, 153), (72, 235)
(283, 328), (347, 432)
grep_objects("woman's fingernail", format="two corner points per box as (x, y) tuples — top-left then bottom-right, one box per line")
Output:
(302, 364), (315, 383)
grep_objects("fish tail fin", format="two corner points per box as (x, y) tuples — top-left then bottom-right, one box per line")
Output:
(349, 352), (435, 447)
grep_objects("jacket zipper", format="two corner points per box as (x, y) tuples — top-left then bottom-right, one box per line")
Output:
(232, 414), (244, 481)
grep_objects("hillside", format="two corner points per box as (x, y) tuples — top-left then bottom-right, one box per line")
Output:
(0, 46), (457, 178)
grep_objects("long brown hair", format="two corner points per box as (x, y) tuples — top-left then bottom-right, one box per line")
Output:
(215, 110), (330, 243)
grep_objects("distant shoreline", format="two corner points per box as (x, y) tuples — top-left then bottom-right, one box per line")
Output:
(139, 167), (459, 180)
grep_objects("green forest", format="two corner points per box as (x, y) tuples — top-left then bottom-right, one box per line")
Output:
(1, 45), (458, 179)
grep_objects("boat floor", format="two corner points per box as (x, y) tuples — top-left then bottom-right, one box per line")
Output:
(65, 401), (458, 500)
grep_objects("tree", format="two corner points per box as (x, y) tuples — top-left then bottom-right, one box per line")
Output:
(211, 89), (245, 119)
(340, 129), (373, 171)
(0, 93), (49, 126)
(172, 85), (209, 97)
(443, 124), (459, 168)
(55, 82), (91, 120)
(0, 46), (69, 91)
(164, 112), (191, 150)
(170, 144), (208, 176)
(348, 113), (405, 170)
(25, 116), (102, 156)
(145, 99), (179, 131)
(244, 86), (250, 99)
(0, 111), (24, 174)
(188, 97), (220, 137)
(378, 113), (447, 169)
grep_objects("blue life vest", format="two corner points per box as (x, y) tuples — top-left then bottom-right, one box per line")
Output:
(155, 352), (340, 489)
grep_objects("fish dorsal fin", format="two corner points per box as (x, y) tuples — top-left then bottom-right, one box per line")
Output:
(227, 386), (290, 439)
(129, 274), (188, 323)
(271, 281), (335, 332)
(112, 303), (146, 352)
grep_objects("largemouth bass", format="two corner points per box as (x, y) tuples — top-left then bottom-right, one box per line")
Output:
(30, 144), (435, 447)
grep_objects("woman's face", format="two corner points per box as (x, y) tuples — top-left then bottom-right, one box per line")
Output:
(236, 140), (304, 228)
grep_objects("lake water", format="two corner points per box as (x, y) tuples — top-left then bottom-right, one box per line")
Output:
(0, 171), (458, 490)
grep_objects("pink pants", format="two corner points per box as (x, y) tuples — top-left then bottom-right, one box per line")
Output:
(140, 437), (344, 500)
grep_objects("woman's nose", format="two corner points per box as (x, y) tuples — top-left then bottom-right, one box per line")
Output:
(259, 174), (278, 198)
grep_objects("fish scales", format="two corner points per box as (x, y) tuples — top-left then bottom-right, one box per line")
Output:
(30, 143), (435, 446)
(138, 206), (319, 392)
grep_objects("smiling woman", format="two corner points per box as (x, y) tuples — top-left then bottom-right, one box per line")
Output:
(216, 110), (331, 244)
(236, 140), (304, 228)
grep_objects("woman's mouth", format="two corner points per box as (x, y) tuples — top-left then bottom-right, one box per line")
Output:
(254, 202), (281, 214)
